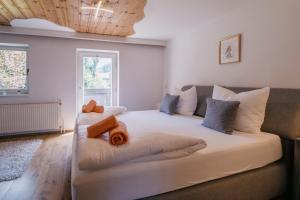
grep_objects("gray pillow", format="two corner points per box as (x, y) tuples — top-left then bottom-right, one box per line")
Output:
(202, 98), (240, 134)
(197, 97), (209, 117)
(160, 94), (179, 115)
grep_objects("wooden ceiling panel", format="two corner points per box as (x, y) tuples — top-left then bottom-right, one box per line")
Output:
(0, 3), (14, 22)
(67, 0), (78, 30)
(25, 0), (47, 19)
(11, 0), (34, 18)
(0, 0), (147, 37)
(0, 0), (24, 18)
(0, 13), (9, 25)
(39, 0), (59, 24)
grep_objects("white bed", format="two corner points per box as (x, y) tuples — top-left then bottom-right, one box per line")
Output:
(71, 110), (282, 200)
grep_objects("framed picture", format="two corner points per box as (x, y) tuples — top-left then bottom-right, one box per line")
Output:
(219, 34), (241, 64)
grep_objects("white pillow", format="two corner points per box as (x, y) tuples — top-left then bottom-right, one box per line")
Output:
(212, 85), (270, 133)
(77, 112), (111, 125)
(176, 86), (198, 116)
(77, 106), (127, 125)
(105, 106), (127, 115)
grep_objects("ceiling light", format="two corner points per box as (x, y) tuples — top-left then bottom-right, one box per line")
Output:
(94, 1), (102, 19)
(80, 1), (114, 19)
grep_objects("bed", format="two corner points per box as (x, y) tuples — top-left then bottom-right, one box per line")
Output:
(71, 86), (300, 200)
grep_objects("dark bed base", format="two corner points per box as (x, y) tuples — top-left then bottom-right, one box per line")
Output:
(140, 137), (300, 200)
(141, 137), (300, 200)
(294, 139), (300, 199)
(141, 161), (288, 200)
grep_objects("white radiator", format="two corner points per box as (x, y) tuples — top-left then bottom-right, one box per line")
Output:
(0, 101), (63, 136)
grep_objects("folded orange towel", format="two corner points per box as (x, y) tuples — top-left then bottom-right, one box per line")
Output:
(87, 115), (118, 138)
(109, 121), (129, 146)
(93, 105), (104, 113)
(82, 100), (97, 113)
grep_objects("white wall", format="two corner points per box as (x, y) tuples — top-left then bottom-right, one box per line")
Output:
(0, 34), (165, 129)
(164, 0), (300, 92)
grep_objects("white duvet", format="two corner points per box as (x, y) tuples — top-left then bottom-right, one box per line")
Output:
(72, 110), (282, 200)
(76, 125), (207, 170)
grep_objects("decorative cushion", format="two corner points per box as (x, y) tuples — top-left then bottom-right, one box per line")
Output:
(197, 99), (209, 117)
(160, 94), (179, 115)
(212, 85), (270, 133)
(176, 86), (198, 116)
(202, 98), (240, 134)
(181, 85), (214, 117)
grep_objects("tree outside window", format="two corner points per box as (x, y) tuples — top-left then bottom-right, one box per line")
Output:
(0, 44), (29, 95)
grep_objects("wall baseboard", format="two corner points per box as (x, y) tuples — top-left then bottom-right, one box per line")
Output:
(0, 130), (74, 140)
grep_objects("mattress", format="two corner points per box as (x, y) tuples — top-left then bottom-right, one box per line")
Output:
(71, 110), (282, 200)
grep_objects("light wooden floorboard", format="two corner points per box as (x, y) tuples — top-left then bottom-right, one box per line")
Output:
(0, 133), (73, 200)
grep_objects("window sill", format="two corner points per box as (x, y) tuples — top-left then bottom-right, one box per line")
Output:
(0, 94), (29, 97)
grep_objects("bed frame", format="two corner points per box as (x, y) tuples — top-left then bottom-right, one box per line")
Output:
(142, 85), (300, 200)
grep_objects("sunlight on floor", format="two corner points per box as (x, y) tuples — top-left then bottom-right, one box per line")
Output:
(60, 132), (74, 137)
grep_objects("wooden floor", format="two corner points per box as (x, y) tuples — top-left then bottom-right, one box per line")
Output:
(0, 133), (73, 200)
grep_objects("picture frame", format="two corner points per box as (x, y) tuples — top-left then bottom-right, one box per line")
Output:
(219, 34), (241, 64)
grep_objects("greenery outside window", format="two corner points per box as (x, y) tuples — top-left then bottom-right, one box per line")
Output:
(0, 43), (29, 96)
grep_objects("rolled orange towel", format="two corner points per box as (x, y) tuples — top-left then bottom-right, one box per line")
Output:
(82, 100), (96, 113)
(109, 121), (129, 146)
(87, 115), (118, 138)
(93, 105), (104, 113)
(82, 105), (88, 113)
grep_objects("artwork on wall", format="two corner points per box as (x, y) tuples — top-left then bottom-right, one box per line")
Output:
(219, 34), (241, 64)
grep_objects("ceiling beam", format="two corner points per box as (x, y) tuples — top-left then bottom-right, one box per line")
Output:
(0, 26), (167, 46)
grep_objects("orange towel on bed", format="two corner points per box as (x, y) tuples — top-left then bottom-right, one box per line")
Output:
(87, 115), (118, 138)
(93, 105), (104, 113)
(109, 121), (129, 146)
(82, 100), (97, 113)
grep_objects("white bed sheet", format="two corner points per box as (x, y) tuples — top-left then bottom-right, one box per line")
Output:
(71, 110), (282, 200)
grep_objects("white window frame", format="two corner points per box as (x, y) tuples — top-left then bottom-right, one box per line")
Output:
(0, 43), (29, 96)
(76, 48), (119, 113)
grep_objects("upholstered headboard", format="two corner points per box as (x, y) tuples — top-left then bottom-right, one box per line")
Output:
(182, 85), (300, 140)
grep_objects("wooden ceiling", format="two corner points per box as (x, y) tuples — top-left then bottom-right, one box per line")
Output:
(0, 0), (147, 37)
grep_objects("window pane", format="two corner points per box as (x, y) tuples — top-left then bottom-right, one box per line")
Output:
(83, 56), (112, 89)
(83, 56), (113, 106)
(0, 50), (27, 90)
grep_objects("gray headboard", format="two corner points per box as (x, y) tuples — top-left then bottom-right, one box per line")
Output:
(182, 85), (300, 140)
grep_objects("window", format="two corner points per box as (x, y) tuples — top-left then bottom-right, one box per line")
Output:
(76, 49), (119, 111)
(0, 43), (29, 95)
